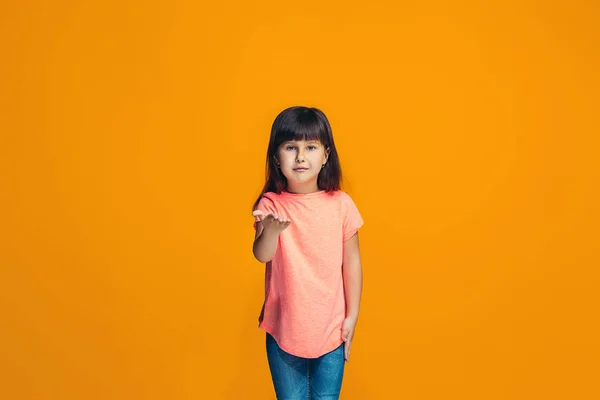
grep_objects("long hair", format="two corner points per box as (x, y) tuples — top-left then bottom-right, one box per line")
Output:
(252, 106), (343, 212)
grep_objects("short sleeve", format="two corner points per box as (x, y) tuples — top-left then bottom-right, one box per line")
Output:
(253, 195), (278, 230)
(343, 193), (364, 241)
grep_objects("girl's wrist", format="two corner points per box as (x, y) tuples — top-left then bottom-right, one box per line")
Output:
(345, 313), (359, 321)
(261, 227), (281, 238)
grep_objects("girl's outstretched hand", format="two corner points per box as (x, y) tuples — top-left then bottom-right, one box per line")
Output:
(341, 316), (357, 362)
(252, 210), (291, 233)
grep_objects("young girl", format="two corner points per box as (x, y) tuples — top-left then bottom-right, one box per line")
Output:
(251, 106), (364, 399)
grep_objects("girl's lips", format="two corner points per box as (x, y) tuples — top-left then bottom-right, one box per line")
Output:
(294, 168), (308, 171)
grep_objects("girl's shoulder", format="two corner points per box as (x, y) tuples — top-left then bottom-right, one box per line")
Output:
(334, 189), (350, 199)
(331, 189), (354, 203)
(260, 191), (281, 203)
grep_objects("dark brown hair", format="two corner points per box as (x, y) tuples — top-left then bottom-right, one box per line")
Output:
(252, 106), (343, 211)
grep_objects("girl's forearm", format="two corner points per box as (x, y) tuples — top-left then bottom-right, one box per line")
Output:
(343, 260), (363, 320)
(253, 230), (280, 263)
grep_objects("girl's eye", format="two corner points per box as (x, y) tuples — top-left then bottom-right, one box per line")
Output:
(286, 145), (317, 151)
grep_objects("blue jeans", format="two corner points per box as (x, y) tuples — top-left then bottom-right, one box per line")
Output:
(266, 332), (345, 399)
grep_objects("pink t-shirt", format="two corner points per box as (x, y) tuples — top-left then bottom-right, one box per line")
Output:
(253, 189), (364, 358)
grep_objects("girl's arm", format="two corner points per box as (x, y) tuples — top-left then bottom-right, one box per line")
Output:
(252, 211), (290, 263)
(253, 225), (280, 263)
(341, 231), (362, 361)
(342, 232), (363, 320)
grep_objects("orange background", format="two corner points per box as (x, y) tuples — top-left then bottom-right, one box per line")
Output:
(1, 1), (599, 399)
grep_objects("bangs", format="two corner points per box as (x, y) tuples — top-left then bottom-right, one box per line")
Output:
(277, 110), (329, 145)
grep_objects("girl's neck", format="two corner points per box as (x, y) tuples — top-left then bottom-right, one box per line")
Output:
(280, 188), (327, 198)
(285, 182), (320, 195)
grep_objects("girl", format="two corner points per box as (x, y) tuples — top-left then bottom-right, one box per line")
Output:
(251, 106), (364, 399)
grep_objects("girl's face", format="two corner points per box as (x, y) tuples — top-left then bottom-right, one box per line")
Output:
(275, 139), (330, 193)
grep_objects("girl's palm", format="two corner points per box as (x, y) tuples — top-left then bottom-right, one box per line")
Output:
(252, 210), (291, 232)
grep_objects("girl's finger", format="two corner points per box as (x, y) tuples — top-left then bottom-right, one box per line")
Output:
(344, 341), (350, 361)
(252, 210), (266, 219)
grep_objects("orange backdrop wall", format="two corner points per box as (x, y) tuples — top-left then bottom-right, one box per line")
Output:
(1, 1), (598, 399)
